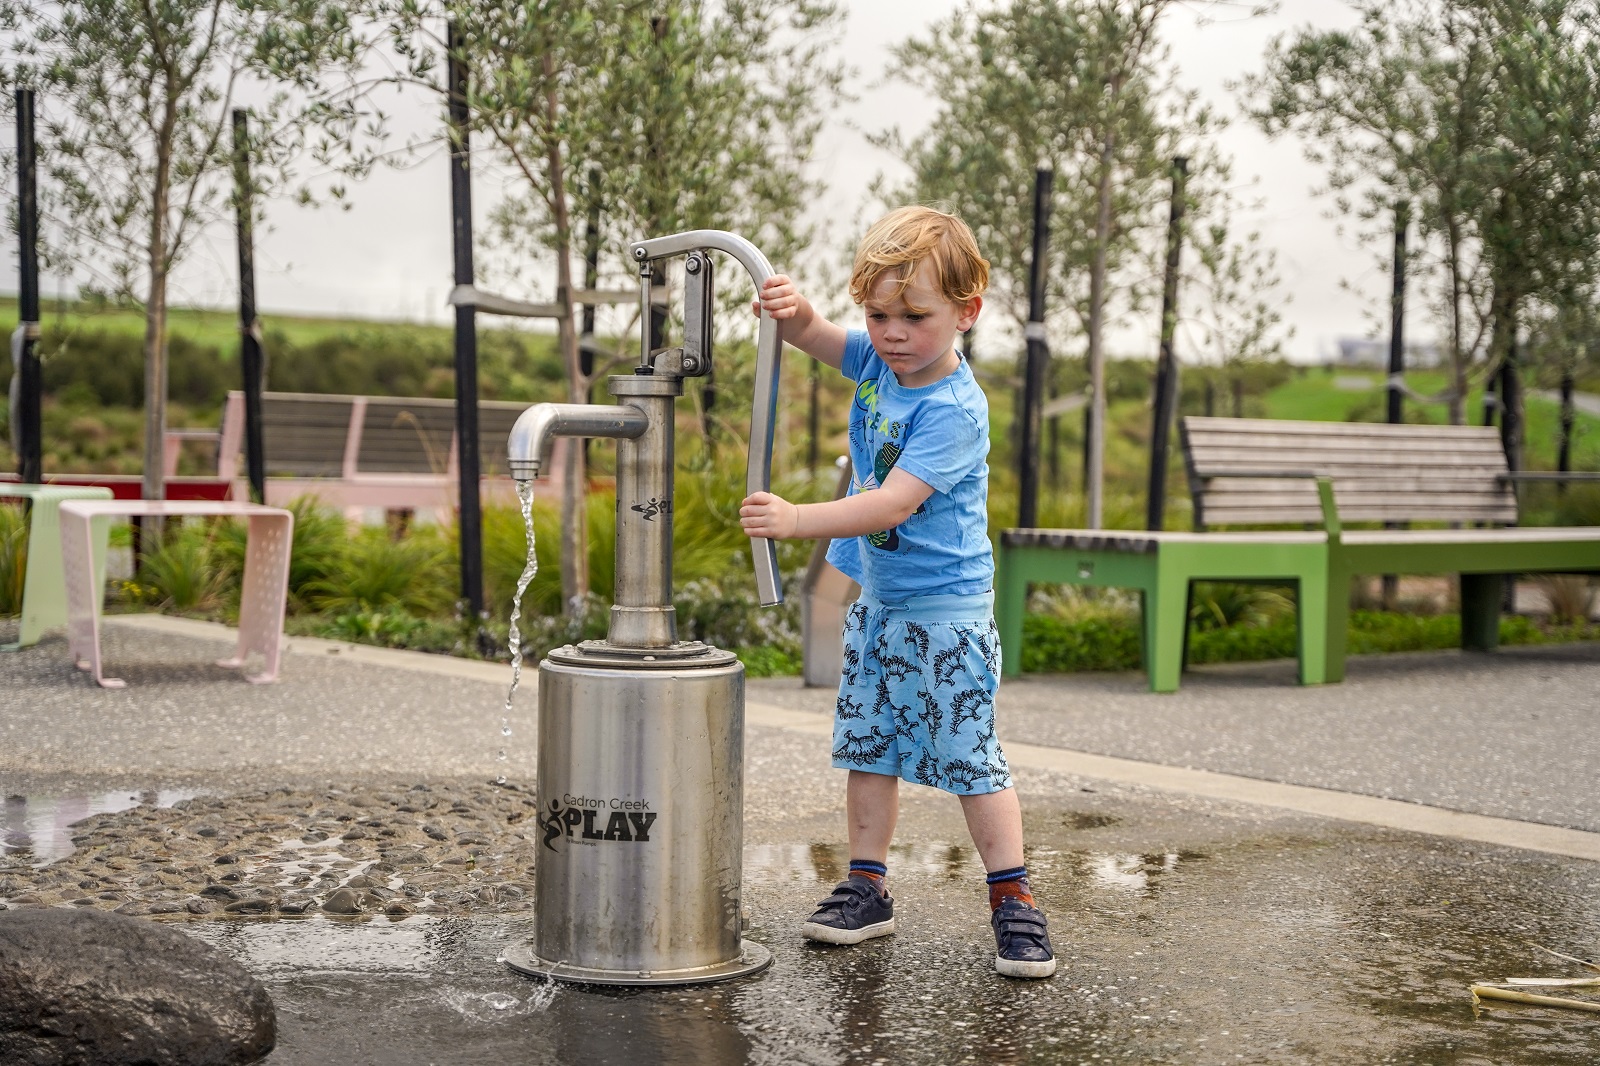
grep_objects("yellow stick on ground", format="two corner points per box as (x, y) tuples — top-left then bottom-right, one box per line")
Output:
(1505, 977), (1600, 988)
(1524, 942), (1600, 973)
(1471, 985), (1600, 1013)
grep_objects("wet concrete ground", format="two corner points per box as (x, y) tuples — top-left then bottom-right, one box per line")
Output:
(3, 616), (1599, 1065)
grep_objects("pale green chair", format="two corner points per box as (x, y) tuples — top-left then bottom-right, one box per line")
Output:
(1, 484), (115, 650)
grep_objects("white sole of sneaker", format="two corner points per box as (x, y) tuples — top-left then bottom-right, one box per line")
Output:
(995, 955), (1057, 979)
(801, 918), (895, 945)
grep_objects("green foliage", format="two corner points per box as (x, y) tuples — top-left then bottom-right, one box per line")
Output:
(131, 523), (227, 612)
(1019, 613), (1143, 673)
(1018, 601), (1600, 675)
(0, 503), (27, 616)
(1188, 582), (1295, 632)
(306, 526), (456, 616)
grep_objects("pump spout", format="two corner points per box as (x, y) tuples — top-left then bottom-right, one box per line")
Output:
(507, 402), (649, 480)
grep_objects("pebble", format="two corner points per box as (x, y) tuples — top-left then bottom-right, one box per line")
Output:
(0, 781), (540, 921)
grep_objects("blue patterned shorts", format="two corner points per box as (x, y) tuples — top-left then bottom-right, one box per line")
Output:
(831, 591), (1012, 796)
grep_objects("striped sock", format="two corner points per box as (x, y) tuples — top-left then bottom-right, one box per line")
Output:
(848, 859), (888, 894)
(986, 865), (1034, 910)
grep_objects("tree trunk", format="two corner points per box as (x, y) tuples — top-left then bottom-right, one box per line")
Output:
(1445, 218), (1467, 426)
(1086, 125), (1114, 530)
(546, 70), (588, 617)
(1490, 282), (1521, 473)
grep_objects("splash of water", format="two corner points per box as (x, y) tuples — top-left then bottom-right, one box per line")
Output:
(500, 480), (539, 786)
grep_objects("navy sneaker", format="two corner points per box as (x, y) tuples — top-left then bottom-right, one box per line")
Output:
(801, 877), (895, 945)
(992, 897), (1056, 978)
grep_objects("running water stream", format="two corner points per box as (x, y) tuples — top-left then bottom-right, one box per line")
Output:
(500, 479), (539, 785)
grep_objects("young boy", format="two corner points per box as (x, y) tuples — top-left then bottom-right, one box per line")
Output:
(740, 205), (1055, 979)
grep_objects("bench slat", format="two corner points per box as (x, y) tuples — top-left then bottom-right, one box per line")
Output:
(1181, 415), (1526, 529)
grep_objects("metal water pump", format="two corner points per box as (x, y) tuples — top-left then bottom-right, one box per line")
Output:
(501, 230), (784, 986)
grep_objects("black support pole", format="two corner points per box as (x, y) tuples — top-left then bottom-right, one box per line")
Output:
(447, 22), (485, 626)
(1145, 156), (1187, 532)
(14, 89), (43, 486)
(1386, 202), (1408, 427)
(1018, 165), (1053, 529)
(1558, 366), (1575, 492)
(232, 110), (266, 503)
(1381, 201), (1407, 609)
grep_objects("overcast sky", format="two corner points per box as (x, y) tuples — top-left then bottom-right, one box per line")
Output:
(11, 0), (1393, 364)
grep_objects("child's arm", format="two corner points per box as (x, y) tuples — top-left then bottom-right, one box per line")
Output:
(740, 468), (934, 541)
(753, 275), (848, 370)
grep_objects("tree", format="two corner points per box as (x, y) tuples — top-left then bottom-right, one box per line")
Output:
(874, 0), (1266, 525)
(0, 0), (376, 506)
(1246, 0), (1600, 441)
(380, 1), (844, 614)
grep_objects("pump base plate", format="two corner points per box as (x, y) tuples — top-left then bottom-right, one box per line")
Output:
(501, 940), (773, 987)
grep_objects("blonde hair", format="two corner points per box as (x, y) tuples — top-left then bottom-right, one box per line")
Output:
(848, 205), (990, 310)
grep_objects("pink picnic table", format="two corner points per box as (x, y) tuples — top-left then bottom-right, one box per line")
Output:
(58, 500), (295, 688)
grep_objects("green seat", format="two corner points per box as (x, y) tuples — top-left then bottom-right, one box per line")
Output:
(1, 484), (115, 650)
(997, 526), (1330, 692)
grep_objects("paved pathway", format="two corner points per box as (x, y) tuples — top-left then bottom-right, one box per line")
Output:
(3, 615), (1598, 1065)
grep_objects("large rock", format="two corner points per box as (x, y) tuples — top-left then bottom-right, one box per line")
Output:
(0, 907), (275, 1065)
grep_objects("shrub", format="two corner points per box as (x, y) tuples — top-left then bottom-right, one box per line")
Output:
(307, 526), (456, 616)
(0, 502), (26, 616)
(131, 522), (228, 612)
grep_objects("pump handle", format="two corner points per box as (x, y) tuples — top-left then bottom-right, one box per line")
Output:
(629, 230), (785, 607)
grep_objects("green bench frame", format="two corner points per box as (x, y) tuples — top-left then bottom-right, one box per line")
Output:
(997, 416), (1600, 691)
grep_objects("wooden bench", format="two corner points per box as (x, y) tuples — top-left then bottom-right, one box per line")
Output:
(168, 391), (562, 520)
(996, 415), (1600, 691)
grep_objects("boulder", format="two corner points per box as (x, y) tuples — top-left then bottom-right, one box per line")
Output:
(0, 907), (274, 1065)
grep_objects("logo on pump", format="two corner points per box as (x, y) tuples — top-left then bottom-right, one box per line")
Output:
(538, 793), (658, 852)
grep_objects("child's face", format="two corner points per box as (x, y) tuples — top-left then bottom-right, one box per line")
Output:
(862, 270), (981, 389)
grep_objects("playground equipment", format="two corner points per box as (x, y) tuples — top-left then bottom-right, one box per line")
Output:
(500, 230), (783, 986)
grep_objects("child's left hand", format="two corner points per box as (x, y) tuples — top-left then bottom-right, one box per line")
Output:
(740, 491), (799, 540)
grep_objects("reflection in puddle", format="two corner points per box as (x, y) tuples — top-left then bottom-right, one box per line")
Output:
(1086, 851), (1202, 895)
(745, 842), (1203, 899)
(745, 841), (978, 884)
(1, 789), (201, 866)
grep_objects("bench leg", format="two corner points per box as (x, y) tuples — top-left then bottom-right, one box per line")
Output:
(1460, 573), (1503, 652)
(995, 548), (1026, 679)
(1294, 573), (1330, 686)
(1144, 567), (1188, 693)
(1322, 564), (1351, 684)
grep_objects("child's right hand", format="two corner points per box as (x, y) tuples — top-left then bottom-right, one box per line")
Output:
(751, 275), (802, 320)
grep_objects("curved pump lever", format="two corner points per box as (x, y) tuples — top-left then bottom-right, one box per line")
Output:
(629, 230), (785, 607)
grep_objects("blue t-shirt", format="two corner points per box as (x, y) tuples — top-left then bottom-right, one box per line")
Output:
(824, 330), (994, 600)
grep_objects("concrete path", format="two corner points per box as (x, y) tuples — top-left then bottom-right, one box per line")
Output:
(3, 615), (1598, 1064)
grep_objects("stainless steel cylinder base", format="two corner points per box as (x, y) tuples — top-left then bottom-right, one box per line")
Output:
(501, 938), (773, 988)
(526, 640), (753, 984)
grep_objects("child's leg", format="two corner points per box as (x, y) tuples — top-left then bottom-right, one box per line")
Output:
(956, 786), (1023, 872)
(802, 770), (900, 945)
(847, 769), (900, 863)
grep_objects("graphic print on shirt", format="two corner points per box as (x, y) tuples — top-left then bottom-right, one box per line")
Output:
(852, 376), (928, 554)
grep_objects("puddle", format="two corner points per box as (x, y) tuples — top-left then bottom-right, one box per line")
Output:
(1084, 850), (1202, 895)
(1, 789), (201, 866)
(745, 841), (979, 884)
